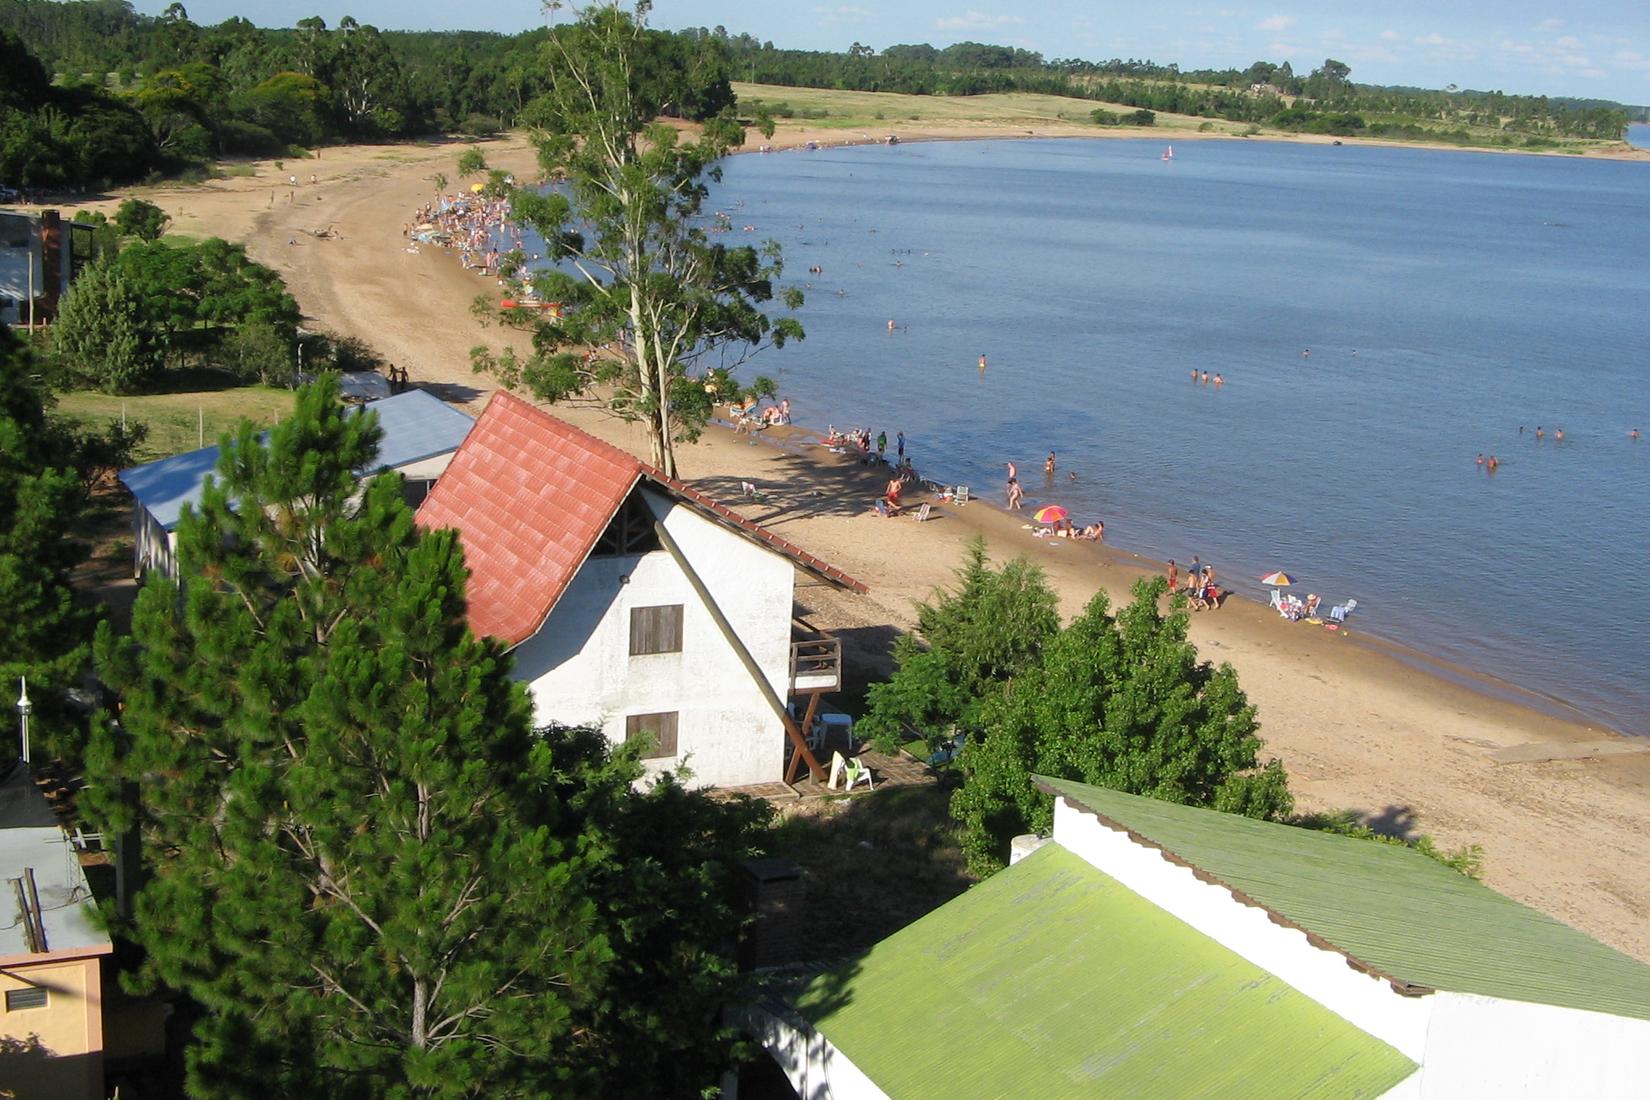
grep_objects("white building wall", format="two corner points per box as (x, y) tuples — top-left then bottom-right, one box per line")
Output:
(0, 214), (43, 326)
(1401, 992), (1650, 1098)
(744, 1005), (891, 1100)
(512, 489), (795, 788)
(1052, 796), (1434, 1062)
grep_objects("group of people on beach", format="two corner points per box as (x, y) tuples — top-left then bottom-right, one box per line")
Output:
(406, 192), (523, 276)
(1168, 557), (1223, 611)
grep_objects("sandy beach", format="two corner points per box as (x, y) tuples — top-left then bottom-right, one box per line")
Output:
(52, 128), (1650, 962)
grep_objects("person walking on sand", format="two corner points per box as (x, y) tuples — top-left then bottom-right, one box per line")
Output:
(876, 430), (887, 460)
(1167, 560), (1178, 592)
(1007, 478), (1023, 510)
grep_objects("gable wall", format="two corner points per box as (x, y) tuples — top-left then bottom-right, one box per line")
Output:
(512, 489), (795, 787)
(1405, 991), (1650, 1098)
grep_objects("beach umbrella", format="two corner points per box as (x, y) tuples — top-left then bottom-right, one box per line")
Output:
(1260, 571), (1296, 586)
(1032, 505), (1069, 524)
(470, 182), (485, 193)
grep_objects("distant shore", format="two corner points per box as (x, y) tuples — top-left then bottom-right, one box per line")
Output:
(48, 130), (1650, 964)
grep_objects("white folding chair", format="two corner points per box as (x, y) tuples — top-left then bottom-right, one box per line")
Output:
(954, 486), (970, 506)
(911, 502), (932, 523)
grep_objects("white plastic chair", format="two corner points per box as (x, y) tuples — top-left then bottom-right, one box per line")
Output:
(844, 757), (875, 792)
(911, 502), (932, 523)
(954, 486), (970, 506)
(1268, 589), (1286, 612)
(1330, 598), (1358, 622)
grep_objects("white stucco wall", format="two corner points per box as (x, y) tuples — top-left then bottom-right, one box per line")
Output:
(512, 488), (796, 788)
(1400, 991), (1650, 1098)
(391, 453), (455, 482)
(131, 507), (178, 579)
(745, 1005), (891, 1100)
(1052, 796), (1434, 1062)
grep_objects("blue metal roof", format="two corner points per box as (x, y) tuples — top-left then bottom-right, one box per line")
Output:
(119, 389), (474, 531)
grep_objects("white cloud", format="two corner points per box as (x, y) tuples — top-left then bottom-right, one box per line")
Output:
(1414, 33), (1449, 47)
(1256, 14), (1295, 31)
(812, 4), (871, 25)
(1380, 29), (1401, 42)
(935, 10), (1025, 31)
(1554, 35), (1581, 49)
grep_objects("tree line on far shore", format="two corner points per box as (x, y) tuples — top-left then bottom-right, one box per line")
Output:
(2, 0), (1635, 194)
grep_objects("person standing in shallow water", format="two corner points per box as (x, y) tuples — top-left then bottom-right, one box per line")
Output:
(1044, 452), (1056, 476)
(896, 431), (905, 459)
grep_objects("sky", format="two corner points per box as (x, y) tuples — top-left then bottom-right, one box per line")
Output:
(137, 0), (1650, 104)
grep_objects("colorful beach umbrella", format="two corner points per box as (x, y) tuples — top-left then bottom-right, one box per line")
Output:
(1032, 505), (1069, 524)
(1260, 571), (1296, 586)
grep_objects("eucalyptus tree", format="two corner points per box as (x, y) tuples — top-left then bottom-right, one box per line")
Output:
(473, 0), (800, 477)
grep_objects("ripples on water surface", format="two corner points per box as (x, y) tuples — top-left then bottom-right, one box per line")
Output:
(568, 138), (1650, 732)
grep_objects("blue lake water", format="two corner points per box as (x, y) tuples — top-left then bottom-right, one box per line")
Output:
(1628, 123), (1650, 150)
(518, 137), (1650, 734)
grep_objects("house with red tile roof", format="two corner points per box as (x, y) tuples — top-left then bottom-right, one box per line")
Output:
(415, 392), (865, 788)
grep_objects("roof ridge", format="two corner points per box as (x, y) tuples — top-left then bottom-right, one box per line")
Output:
(1036, 778), (1433, 997)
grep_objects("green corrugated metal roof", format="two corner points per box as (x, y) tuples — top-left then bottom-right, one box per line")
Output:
(1039, 776), (1650, 1021)
(795, 845), (1416, 1099)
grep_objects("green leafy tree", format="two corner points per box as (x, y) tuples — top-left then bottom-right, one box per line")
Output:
(475, 1), (802, 477)
(220, 320), (295, 385)
(859, 538), (1059, 754)
(455, 145), (487, 177)
(89, 376), (770, 1096)
(114, 198), (171, 242)
(952, 576), (1293, 873)
(51, 259), (163, 392)
(0, 327), (96, 766)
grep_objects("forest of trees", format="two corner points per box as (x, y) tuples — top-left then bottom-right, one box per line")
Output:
(0, 0), (735, 188)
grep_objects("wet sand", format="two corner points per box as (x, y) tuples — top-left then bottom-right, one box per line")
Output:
(50, 129), (1650, 963)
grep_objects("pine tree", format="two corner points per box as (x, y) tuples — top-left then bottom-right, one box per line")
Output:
(0, 326), (95, 765)
(952, 577), (1293, 873)
(91, 375), (770, 1097)
(50, 257), (162, 392)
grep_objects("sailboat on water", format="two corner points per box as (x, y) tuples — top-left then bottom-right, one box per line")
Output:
(1161, 145), (1174, 161)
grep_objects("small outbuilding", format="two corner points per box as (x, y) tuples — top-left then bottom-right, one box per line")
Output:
(415, 392), (866, 789)
(0, 762), (113, 1100)
(749, 777), (1650, 1098)
(118, 387), (474, 579)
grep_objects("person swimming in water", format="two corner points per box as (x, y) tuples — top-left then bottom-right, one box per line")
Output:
(1535, 426), (1544, 440)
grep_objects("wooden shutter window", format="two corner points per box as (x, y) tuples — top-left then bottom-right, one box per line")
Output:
(625, 712), (679, 758)
(5, 987), (48, 1010)
(629, 604), (684, 655)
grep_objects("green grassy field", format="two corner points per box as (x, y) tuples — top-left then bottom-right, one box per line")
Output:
(732, 82), (1615, 154)
(57, 384), (297, 463)
(732, 82), (1237, 134)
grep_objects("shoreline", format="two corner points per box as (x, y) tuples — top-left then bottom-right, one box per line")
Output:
(738, 415), (1626, 741)
(42, 131), (1650, 963)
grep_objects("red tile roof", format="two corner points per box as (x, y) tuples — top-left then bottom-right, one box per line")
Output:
(415, 391), (866, 646)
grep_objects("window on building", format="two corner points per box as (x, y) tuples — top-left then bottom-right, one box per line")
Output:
(629, 604), (684, 656)
(625, 711), (679, 758)
(5, 987), (48, 1011)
